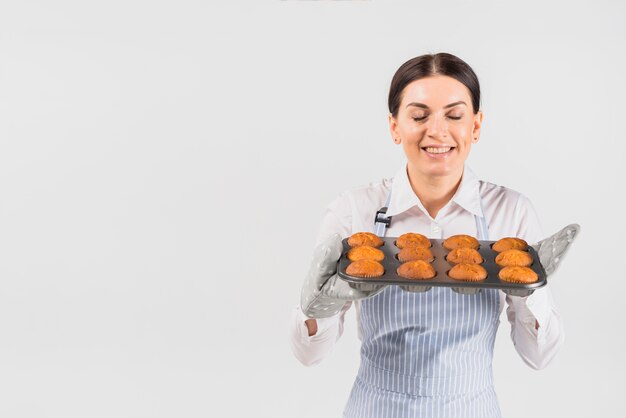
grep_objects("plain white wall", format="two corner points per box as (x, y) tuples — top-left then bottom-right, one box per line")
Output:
(0, 1), (624, 417)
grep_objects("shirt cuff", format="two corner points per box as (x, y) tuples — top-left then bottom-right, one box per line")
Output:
(515, 286), (554, 342)
(293, 306), (340, 343)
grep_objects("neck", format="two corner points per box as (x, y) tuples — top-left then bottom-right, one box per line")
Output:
(406, 163), (464, 219)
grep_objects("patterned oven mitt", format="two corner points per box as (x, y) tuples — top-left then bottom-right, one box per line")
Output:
(300, 234), (386, 319)
(531, 223), (580, 276)
(301, 224), (580, 318)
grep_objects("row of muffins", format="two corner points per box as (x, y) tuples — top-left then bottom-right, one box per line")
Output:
(443, 239), (485, 282)
(344, 232), (539, 284)
(440, 233), (538, 283)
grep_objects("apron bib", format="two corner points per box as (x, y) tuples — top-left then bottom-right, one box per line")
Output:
(343, 186), (502, 418)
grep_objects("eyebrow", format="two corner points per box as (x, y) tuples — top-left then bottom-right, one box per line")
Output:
(405, 100), (467, 109)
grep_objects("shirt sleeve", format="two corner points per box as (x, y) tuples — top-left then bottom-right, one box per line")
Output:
(504, 193), (565, 370)
(288, 302), (352, 366)
(288, 193), (353, 366)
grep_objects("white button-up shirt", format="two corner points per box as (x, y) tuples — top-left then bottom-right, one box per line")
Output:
(290, 163), (564, 369)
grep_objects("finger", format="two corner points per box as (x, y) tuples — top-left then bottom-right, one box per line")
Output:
(321, 275), (387, 300)
(321, 275), (367, 299)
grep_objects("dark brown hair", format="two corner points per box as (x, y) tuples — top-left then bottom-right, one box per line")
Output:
(388, 53), (481, 117)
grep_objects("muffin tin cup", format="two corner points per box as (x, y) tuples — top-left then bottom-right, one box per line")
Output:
(347, 282), (386, 292)
(400, 284), (432, 293)
(338, 237), (547, 297)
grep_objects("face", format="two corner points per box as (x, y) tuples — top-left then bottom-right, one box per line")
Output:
(388, 75), (483, 179)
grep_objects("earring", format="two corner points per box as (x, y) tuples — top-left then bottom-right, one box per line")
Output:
(394, 138), (401, 144)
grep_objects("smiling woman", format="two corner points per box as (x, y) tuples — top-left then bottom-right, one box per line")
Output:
(392, 79), (479, 172)
(290, 53), (574, 418)
(388, 54), (484, 218)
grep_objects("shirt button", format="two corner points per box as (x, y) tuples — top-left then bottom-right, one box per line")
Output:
(431, 224), (441, 236)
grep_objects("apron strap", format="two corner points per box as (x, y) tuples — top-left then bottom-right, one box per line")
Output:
(374, 189), (393, 237)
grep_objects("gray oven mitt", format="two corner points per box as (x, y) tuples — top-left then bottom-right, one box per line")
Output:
(531, 223), (580, 277)
(300, 233), (387, 319)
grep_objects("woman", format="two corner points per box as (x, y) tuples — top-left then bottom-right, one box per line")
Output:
(289, 53), (578, 417)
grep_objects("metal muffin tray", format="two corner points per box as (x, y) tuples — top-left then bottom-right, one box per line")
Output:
(338, 237), (547, 296)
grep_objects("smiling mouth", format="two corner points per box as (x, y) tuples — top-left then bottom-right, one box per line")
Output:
(422, 146), (455, 154)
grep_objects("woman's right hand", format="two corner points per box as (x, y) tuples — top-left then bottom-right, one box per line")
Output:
(300, 233), (386, 319)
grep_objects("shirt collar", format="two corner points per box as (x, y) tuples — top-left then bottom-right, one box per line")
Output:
(385, 163), (484, 219)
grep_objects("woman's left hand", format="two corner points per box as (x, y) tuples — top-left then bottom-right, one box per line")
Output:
(531, 223), (581, 276)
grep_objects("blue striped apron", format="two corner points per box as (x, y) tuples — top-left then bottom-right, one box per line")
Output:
(343, 188), (502, 417)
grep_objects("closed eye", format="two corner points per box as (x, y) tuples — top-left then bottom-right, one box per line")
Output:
(413, 115), (462, 121)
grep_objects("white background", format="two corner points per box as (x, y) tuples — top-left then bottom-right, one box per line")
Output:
(0, 1), (624, 417)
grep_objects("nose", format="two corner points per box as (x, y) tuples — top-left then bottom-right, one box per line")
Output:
(425, 114), (448, 138)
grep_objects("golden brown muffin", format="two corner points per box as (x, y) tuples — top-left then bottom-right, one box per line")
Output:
(347, 232), (384, 248)
(346, 259), (385, 278)
(396, 260), (436, 280)
(347, 245), (385, 262)
(498, 266), (538, 283)
(397, 246), (434, 263)
(448, 263), (488, 281)
(396, 232), (432, 249)
(442, 234), (480, 250)
(495, 249), (533, 267)
(446, 247), (483, 265)
(492, 237), (528, 252)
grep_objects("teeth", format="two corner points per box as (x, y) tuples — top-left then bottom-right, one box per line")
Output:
(424, 147), (452, 154)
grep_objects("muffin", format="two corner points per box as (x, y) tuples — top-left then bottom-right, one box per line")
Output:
(492, 237), (528, 252)
(495, 249), (533, 267)
(448, 263), (488, 281)
(396, 232), (431, 249)
(498, 266), (538, 283)
(446, 247), (483, 265)
(348, 232), (384, 248)
(346, 259), (385, 278)
(347, 245), (385, 262)
(396, 260), (436, 280)
(397, 246), (434, 263)
(442, 234), (480, 250)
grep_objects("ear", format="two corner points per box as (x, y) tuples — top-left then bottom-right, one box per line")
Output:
(388, 113), (400, 143)
(472, 111), (484, 143)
